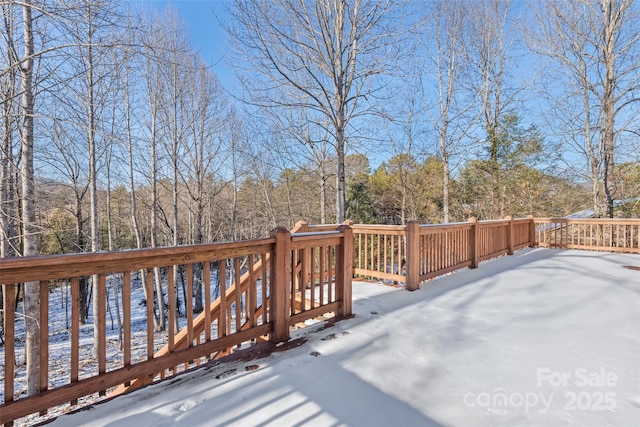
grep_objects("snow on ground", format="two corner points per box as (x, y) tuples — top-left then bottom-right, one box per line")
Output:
(45, 248), (640, 426)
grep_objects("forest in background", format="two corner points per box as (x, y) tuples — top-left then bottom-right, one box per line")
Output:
(1, 0), (639, 261)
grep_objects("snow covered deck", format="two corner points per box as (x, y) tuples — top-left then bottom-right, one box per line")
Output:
(48, 248), (639, 427)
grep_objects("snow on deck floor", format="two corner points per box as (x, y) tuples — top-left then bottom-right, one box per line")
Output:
(47, 248), (640, 427)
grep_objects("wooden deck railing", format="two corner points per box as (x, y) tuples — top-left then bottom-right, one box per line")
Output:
(352, 216), (536, 290)
(2, 216), (637, 424)
(0, 225), (352, 425)
(534, 218), (640, 253)
(352, 224), (407, 284)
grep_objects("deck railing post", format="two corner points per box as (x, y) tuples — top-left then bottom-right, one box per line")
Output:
(505, 216), (514, 255)
(336, 224), (353, 317)
(342, 219), (355, 277)
(269, 227), (291, 343)
(469, 217), (479, 269)
(405, 221), (421, 291)
(528, 215), (535, 247)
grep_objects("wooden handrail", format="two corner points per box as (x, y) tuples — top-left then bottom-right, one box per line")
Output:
(0, 239), (274, 284)
(1, 222), (350, 425)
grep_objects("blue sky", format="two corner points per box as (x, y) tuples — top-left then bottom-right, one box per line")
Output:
(142, 1), (235, 87)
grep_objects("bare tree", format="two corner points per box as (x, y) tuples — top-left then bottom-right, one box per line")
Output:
(0, 3), (20, 260)
(528, 0), (640, 217)
(227, 0), (406, 223)
(268, 109), (335, 224)
(181, 60), (226, 243)
(226, 110), (249, 239)
(59, 0), (126, 355)
(383, 91), (426, 224)
(181, 60), (228, 312)
(122, 42), (144, 250)
(141, 12), (169, 331)
(17, 0), (40, 396)
(155, 7), (203, 326)
(464, 0), (524, 219)
(41, 115), (94, 320)
(418, 0), (479, 223)
(468, 0), (514, 159)
(233, 126), (282, 234)
(0, 2), (21, 341)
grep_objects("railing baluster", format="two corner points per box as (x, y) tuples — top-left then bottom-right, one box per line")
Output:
(370, 234), (374, 272)
(4, 283), (16, 406)
(219, 261), (227, 338)
(248, 256), (256, 328)
(376, 234), (381, 273)
(234, 257), (241, 332)
(438, 232), (443, 271)
(204, 262), (211, 342)
(70, 277), (80, 401)
(167, 267), (175, 354)
(186, 264), (194, 346)
(389, 235), (396, 274)
(290, 250), (296, 316)
(444, 231), (448, 270)
(98, 273), (107, 396)
(356, 233), (361, 270)
(301, 247), (309, 313)
(144, 269), (154, 360)
(319, 245), (325, 307)
(39, 280), (49, 412)
(310, 247), (316, 310)
(261, 254), (268, 323)
(328, 246), (334, 302)
(430, 231), (435, 273)
(122, 272), (131, 386)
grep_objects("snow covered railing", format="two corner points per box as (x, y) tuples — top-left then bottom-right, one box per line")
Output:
(351, 216), (535, 290)
(534, 218), (640, 253)
(0, 226), (353, 425)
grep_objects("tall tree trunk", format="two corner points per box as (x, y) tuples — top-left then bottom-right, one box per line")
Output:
(334, 4), (346, 224)
(193, 198), (204, 313)
(106, 146), (113, 250)
(1, 5), (11, 256)
(1, 42), (17, 258)
(320, 172), (326, 225)
(85, 3), (102, 358)
(601, 0), (617, 218)
(229, 131), (238, 240)
(19, 0), (40, 396)
(74, 191), (89, 323)
(336, 124), (346, 223)
(443, 154), (450, 223)
(149, 104), (164, 331)
(126, 67), (142, 249)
